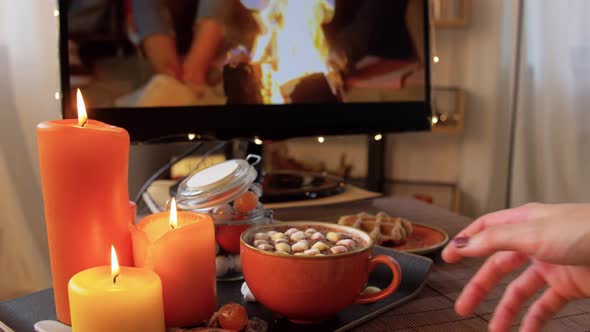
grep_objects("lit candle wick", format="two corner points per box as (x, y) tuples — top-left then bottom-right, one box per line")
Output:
(76, 89), (88, 127)
(170, 198), (178, 230)
(111, 245), (120, 285)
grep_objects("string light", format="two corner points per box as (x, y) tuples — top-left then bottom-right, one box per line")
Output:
(374, 133), (383, 141)
(54, 92), (61, 100)
(431, 116), (439, 125)
(317, 136), (325, 143)
(254, 137), (263, 145)
(53, 9), (60, 17)
(187, 133), (196, 141)
(430, 9), (440, 65)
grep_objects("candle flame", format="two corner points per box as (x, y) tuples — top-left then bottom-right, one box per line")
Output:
(111, 245), (120, 284)
(249, 0), (334, 103)
(170, 198), (178, 229)
(76, 89), (88, 127)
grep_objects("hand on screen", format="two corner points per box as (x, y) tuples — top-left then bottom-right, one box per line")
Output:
(442, 203), (590, 332)
(143, 34), (182, 80)
(182, 19), (225, 96)
(182, 55), (207, 95)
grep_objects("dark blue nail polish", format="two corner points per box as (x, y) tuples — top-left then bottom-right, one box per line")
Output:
(453, 236), (469, 248)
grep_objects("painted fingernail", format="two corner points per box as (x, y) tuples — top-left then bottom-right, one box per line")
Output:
(453, 236), (469, 248)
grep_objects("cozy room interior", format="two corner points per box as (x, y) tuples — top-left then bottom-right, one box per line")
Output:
(2, 1), (590, 331)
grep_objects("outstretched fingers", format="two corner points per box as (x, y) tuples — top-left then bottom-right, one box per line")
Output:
(520, 289), (567, 332)
(455, 251), (529, 317)
(443, 205), (533, 263)
(489, 266), (545, 332)
(449, 222), (541, 263)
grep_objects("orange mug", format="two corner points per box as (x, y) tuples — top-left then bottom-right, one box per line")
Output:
(240, 222), (402, 323)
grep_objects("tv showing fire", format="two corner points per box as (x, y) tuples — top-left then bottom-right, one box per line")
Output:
(59, 0), (431, 141)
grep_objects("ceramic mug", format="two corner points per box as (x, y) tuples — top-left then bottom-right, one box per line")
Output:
(240, 222), (402, 323)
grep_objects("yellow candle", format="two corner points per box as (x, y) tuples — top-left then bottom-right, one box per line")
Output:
(68, 246), (165, 332)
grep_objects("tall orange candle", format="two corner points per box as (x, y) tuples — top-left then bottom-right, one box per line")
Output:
(130, 199), (216, 327)
(36, 90), (133, 324)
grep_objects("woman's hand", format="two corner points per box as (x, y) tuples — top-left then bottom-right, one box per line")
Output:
(182, 18), (224, 93)
(142, 34), (182, 80)
(442, 203), (590, 332)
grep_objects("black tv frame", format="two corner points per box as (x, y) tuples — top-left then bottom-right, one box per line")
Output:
(58, 0), (432, 142)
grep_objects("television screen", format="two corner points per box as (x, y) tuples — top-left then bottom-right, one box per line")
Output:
(61, 0), (431, 141)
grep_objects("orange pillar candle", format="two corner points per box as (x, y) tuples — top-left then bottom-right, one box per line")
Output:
(36, 90), (133, 324)
(130, 199), (216, 327)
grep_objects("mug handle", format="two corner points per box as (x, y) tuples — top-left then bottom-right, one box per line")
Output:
(355, 255), (402, 304)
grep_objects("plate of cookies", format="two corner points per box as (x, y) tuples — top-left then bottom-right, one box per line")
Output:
(337, 212), (449, 255)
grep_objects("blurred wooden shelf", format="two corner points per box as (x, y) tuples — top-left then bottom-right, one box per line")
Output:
(431, 87), (466, 134)
(432, 0), (470, 28)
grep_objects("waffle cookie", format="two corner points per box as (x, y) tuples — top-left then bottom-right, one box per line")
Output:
(337, 212), (413, 246)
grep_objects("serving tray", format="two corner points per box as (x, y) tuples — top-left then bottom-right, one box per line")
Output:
(0, 247), (432, 332)
(219, 246), (433, 332)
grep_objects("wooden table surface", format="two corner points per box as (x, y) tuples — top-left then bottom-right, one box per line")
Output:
(2, 197), (589, 331)
(275, 197), (590, 332)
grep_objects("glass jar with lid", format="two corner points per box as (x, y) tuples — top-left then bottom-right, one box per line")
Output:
(175, 155), (272, 281)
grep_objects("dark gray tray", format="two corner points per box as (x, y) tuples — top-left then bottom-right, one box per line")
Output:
(0, 247), (432, 332)
(220, 247), (433, 332)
